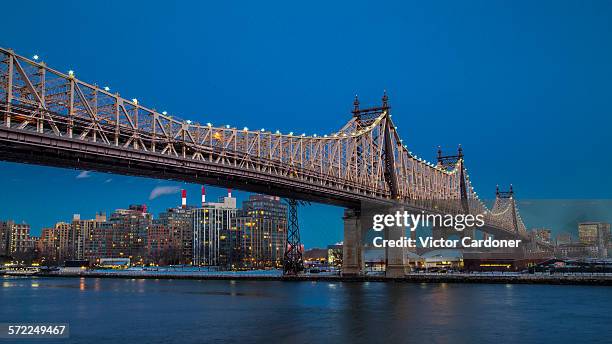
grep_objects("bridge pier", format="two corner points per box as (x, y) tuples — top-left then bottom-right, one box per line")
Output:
(384, 205), (407, 278)
(342, 205), (411, 277)
(341, 208), (363, 276)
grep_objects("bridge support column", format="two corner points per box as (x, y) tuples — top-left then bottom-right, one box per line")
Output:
(432, 227), (457, 240)
(462, 227), (476, 240)
(342, 208), (363, 276)
(385, 206), (407, 278)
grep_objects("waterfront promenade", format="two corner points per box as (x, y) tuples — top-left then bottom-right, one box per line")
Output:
(31, 269), (612, 286)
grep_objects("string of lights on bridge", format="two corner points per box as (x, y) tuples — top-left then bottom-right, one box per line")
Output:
(28, 52), (491, 212)
(3, 49), (541, 241)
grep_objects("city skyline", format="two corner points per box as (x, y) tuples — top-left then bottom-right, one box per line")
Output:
(2, 175), (612, 249)
(2, 1), (612, 248)
(1, 3), (611, 343)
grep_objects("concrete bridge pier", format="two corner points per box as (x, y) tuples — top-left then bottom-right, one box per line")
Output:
(385, 206), (407, 278)
(341, 208), (363, 276)
(432, 227), (459, 240)
(462, 227), (476, 240)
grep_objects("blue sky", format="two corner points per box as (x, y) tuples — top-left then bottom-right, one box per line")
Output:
(1, 1), (611, 246)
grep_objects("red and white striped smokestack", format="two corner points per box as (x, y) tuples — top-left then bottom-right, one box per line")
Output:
(181, 189), (187, 209)
(201, 186), (206, 206)
(227, 188), (232, 198)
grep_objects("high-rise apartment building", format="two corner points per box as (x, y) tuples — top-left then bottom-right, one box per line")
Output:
(193, 188), (238, 268)
(236, 195), (287, 269)
(156, 206), (194, 265)
(578, 222), (610, 258)
(40, 222), (76, 263)
(0, 220), (13, 256)
(147, 222), (179, 264)
(102, 205), (152, 263)
(9, 222), (32, 254)
(72, 212), (107, 261)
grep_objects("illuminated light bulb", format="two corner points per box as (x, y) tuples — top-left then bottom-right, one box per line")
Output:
(132, 98), (138, 104)
(243, 127), (249, 131)
(186, 120), (192, 124)
(288, 132), (294, 136)
(33, 55), (39, 60)
(313, 134), (317, 137)
(162, 111), (168, 115)
(104, 86), (110, 91)
(68, 70), (74, 77)
(301, 133), (305, 137)
(225, 125), (231, 129)
(324, 135), (328, 138)
(206, 123), (212, 127)
(260, 128), (265, 132)
(275, 130), (280, 134)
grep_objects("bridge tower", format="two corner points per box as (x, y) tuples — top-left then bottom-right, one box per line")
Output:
(437, 144), (468, 201)
(283, 199), (304, 275)
(434, 145), (475, 240)
(495, 184), (519, 234)
(346, 92), (407, 277)
(381, 91), (400, 199)
(493, 184), (528, 259)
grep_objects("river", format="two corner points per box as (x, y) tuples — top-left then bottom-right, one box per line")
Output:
(1, 277), (610, 343)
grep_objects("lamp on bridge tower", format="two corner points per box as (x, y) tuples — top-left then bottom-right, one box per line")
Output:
(352, 95), (360, 115)
(382, 90), (389, 109)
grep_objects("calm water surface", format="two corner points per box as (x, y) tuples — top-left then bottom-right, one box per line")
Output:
(1, 277), (611, 343)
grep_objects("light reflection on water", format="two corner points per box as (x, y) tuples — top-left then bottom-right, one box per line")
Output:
(1, 277), (610, 344)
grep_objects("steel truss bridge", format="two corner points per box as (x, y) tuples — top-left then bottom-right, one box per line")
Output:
(0, 47), (548, 250)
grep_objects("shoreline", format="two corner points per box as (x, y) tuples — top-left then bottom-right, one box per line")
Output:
(18, 271), (612, 286)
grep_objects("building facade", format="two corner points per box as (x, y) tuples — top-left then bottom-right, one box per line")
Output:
(193, 191), (237, 268)
(578, 222), (610, 258)
(236, 195), (287, 269)
(87, 205), (152, 264)
(40, 222), (76, 263)
(155, 207), (194, 265)
(0, 220), (36, 261)
(72, 212), (107, 261)
(0, 221), (11, 256)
